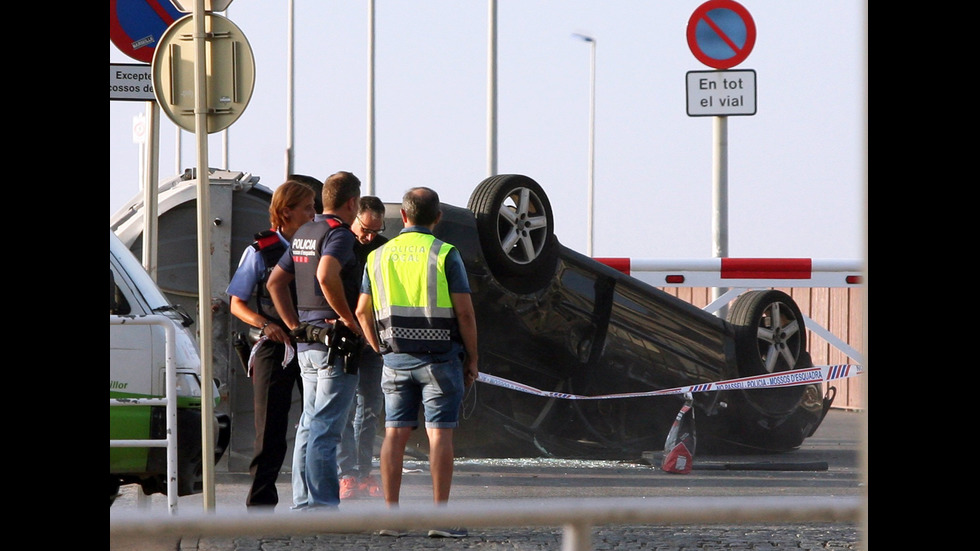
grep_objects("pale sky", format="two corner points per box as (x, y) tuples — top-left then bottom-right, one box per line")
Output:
(109, 1), (866, 261)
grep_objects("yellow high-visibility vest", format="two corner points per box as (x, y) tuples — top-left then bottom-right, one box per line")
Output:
(366, 231), (457, 353)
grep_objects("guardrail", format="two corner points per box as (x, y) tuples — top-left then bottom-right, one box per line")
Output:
(109, 315), (179, 514)
(109, 495), (861, 551)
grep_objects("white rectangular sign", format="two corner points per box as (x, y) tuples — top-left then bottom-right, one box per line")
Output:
(110, 63), (155, 102)
(686, 69), (756, 117)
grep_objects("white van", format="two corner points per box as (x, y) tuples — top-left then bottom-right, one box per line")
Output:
(109, 229), (230, 505)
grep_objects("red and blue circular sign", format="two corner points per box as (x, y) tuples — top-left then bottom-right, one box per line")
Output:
(687, 0), (756, 70)
(110, 0), (185, 63)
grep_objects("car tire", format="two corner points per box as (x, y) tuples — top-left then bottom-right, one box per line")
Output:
(728, 290), (810, 416)
(467, 174), (558, 287)
(728, 290), (807, 377)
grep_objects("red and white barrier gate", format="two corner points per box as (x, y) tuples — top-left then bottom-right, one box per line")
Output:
(595, 257), (863, 289)
(595, 257), (865, 365)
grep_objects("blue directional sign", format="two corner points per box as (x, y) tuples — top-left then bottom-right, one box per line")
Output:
(109, 0), (184, 63)
(686, 0), (756, 70)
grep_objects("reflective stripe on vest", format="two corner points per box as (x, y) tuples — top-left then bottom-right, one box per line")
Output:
(367, 232), (456, 353)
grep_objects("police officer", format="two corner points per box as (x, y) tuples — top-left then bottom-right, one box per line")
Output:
(355, 187), (478, 538)
(267, 171), (363, 509)
(226, 180), (316, 509)
(337, 196), (389, 500)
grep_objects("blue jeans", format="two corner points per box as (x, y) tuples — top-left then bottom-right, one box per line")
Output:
(337, 347), (384, 479)
(296, 349), (359, 508)
(290, 352), (316, 509)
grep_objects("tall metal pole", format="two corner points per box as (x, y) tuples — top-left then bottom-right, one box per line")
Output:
(285, 0), (295, 180)
(711, 115), (729, 319)
(142, 101), (160, 281)
(587, 38), (595, 257)
(221, 7), (230, 170)
(367, 0), (376, 194)
(175, 128), (182, 176)
(573, 33), (595, 257)
(486, 0), (497, 177)
(222, 128), (229, 169)
(192, 0), (216, 511)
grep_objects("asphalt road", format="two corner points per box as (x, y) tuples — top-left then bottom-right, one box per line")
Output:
(110, 408), (867, 550)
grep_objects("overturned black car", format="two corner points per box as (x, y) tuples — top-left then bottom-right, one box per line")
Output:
(112, 169), (834, 462)
(390, 174), (834, 458)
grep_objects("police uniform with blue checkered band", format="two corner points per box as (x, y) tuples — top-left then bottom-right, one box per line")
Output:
(366, 230), (460, 355)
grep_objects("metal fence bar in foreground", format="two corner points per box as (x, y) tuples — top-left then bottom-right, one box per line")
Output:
(110, 495), (862, 551)
(110, 315), (178, 514)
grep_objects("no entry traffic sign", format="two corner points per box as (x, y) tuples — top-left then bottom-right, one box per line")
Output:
(109, 0), (184, 63)
(687, 0), (756, 70)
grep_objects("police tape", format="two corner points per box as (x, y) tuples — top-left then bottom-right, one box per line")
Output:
(475, 364), (863, 401)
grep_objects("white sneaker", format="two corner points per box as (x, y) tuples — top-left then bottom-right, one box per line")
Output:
(428, 527), (468, 538)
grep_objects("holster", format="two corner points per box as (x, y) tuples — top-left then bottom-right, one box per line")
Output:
(232, 331), (252, 375)
(325, 322), (363, 375)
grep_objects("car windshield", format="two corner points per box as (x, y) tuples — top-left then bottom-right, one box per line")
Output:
(109, 231), (173, 313)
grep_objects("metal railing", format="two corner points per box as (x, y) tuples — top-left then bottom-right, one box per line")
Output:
(109, 315), (179, 514)
(109, 495), (862, 551)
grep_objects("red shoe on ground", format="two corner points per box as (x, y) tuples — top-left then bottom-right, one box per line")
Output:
(339, 476), (359, 500)
(358, 476), (383, 498)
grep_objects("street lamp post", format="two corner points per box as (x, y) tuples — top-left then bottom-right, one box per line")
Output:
(285, 0), (295, 179)
(367, 0), (376, 195)
(487, 0), (498, 177)
(573, 33), (596, 257)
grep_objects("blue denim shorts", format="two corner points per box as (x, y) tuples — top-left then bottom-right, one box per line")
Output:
(382, 358), (464, 429)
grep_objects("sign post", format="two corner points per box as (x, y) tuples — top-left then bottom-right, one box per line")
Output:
(151, 2), (250, 511)
(685, 0), (757, 318)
